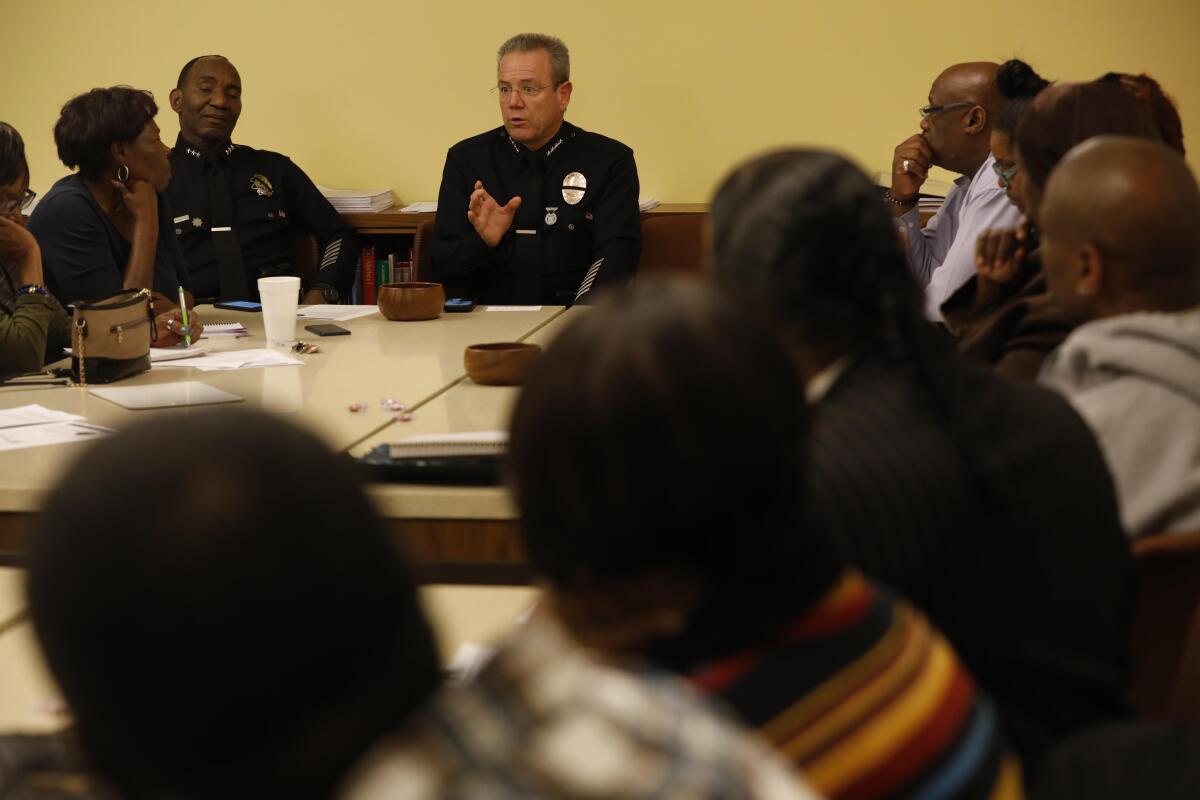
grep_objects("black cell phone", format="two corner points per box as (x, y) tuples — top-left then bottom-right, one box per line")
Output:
(304, 323), (351, 337)
(213, 300), (262, 312)
(444, 298), (476, 313)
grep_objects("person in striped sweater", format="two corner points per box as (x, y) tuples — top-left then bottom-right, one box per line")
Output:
(508, 277), (1023, 800)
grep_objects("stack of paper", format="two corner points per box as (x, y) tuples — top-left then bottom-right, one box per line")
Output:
(318, 186), (395, 213)
(0, 405), (111, 452)
(201, 322), (248, 338)
(399, 201), (438, 213)
(296, 305), (380, 321)
(638, 198), (661, 211)
(153, 349), (303, 372)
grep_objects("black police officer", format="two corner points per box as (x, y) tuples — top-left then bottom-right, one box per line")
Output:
(165, 55), (357, 304)
(431, 34), (641, 305)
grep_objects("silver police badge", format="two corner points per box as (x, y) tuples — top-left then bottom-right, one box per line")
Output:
(562, 172), (586, 205)
(544, 207), (558, 226)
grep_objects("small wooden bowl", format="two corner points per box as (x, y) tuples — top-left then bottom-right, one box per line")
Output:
(378, 282), (445, 321)
(464, 342), (543, 386)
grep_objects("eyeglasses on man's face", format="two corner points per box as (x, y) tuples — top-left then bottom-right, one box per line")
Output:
(919, 101), (974, 119)
(992, 160), (1020, 188)
(0, 188), (35, 215)
(493, 84), (555, 100)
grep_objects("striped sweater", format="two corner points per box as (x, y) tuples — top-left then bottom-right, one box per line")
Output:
(690, 573), (1024, 800)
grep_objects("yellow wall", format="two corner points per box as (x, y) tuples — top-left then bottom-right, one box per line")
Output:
(6, 0), (1199, 203)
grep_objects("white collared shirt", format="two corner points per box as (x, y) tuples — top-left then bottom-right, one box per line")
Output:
(896, 153), (1021, 320)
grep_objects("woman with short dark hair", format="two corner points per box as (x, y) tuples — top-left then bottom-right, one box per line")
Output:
(0, 121), (72, 375)
(28, 86), (199, 343)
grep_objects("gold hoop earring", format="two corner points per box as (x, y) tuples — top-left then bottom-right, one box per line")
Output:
(116, 164), (130, 182)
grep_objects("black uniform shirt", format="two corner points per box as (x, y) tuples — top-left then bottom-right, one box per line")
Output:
(165, 135), (358, 300)
(431, 121), (641, 305)
(28, 173), (191, 305)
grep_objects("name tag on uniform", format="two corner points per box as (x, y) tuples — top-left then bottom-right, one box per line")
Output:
(173, 214), (190, 224)
(516, 229), (537, 235)
(212, 226), (233, 232)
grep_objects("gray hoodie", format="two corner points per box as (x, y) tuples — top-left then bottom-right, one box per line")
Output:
(1039, 310), (1200, 538)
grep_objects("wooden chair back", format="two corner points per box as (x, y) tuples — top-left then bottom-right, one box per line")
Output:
(413, 217), (437, 282)
(637, 213), (708, 276)
(1127, 530), (1200, 719)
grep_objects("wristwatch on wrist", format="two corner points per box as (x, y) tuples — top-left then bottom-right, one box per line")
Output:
(314, 283), (340, 304)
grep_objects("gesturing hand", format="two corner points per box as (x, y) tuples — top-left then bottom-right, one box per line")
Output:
(891, 134), (933, 201)
(467, 180), (521, 248)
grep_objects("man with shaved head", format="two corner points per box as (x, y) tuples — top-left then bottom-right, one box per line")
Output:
(1039, 136), (1200, 537)
(165, 55), (358, 305)
(888, 62), (1022, 318)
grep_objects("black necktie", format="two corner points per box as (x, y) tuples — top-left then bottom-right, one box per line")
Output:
(207, 155), (249, 300)
(513, 154), (543, 303)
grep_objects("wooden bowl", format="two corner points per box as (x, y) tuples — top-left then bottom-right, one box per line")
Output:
(378, 282), (445, 321)
(464, 342), (543, 386)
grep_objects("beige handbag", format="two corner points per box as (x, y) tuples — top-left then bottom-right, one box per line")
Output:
(69, 289), (155, 385)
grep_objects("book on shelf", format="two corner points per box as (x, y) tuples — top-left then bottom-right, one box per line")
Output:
(360, 243), (377, 305)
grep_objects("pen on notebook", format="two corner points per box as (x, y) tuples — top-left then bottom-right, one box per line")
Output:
(178, 286), (192, 348)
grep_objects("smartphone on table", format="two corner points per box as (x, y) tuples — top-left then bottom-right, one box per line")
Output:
(304, 323), (351, 337)
(213, 300), (263, 312)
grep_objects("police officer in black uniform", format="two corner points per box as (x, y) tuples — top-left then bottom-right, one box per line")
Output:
(165, 55), (357, 304)
(431, 33), (641, 305)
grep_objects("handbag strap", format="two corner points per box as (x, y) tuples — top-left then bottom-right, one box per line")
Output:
(73, 317), (87, 386)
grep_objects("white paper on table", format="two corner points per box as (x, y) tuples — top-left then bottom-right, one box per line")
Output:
(150, 347), (208, 362)
(638, 198), (661, 211)
(0, 405), (86, 430)
(398, 202), (438, 213)
(484, 305), (543, 312)
(0, 421), (111, 451)
(152, 348), (303, 371)
(296, 305), (380, 322)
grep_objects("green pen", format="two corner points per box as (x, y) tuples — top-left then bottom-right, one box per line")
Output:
(177, 285), (192, 348)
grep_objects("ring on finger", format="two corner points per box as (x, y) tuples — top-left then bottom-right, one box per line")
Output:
(902, 159), (911, 173)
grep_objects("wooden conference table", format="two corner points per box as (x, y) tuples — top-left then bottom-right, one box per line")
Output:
(0, 303), (575, 583)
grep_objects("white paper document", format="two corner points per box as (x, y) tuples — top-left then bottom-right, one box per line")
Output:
(296, 305), (380, 322)
(484, 305), (543, 312)
(638, 198), (661, 211)
(89, 382), (243, 410)
(152, 349), (303, 372)
(0, 421), (111, 452)
(398, 202), (438, 213)
(150, 347), (208, 362)
(0, 405), (85, 430)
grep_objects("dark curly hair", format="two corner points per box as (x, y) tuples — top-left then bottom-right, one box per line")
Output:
(1099, 72), (1185, 155)
(1017, 81), (1161, 189)
(994, 59), (1052, 137)
(0, 122), (28, 187)
(53, 86), (158, 180)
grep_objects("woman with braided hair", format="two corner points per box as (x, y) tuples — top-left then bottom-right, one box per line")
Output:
(710, 148), (1131, 781)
